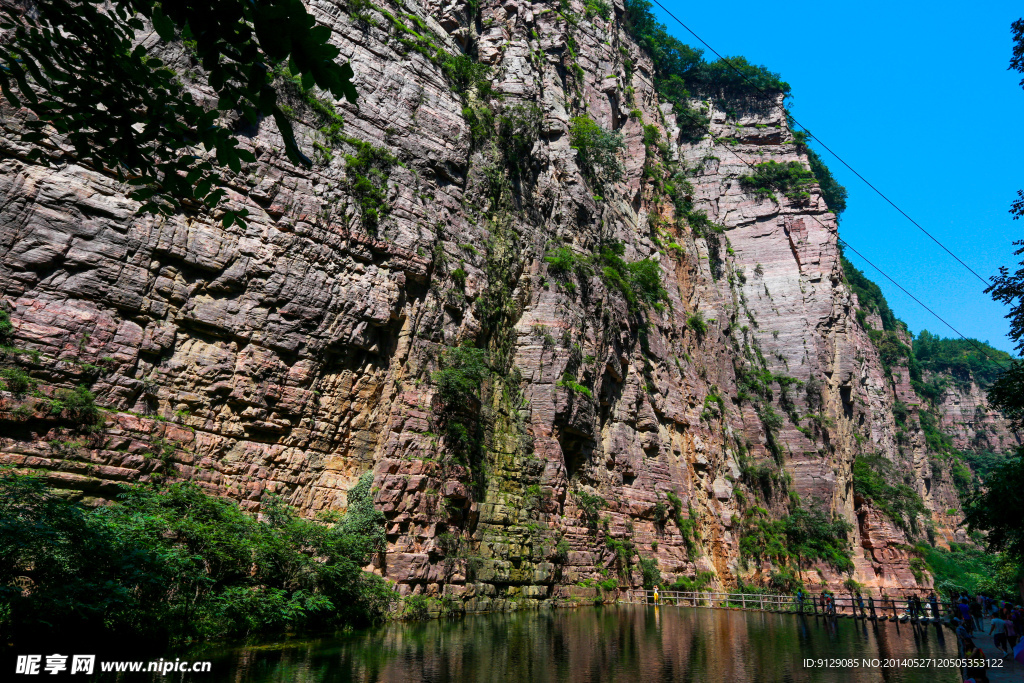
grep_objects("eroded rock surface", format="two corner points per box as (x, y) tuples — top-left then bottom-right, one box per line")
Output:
(0, 0), (1007, 603)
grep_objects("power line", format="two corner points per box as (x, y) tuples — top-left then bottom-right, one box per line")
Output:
(697, 126), (1014, 373)
(646, 0), (995, 289)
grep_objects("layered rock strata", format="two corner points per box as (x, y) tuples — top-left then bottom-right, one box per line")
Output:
(0, 0), (1005, 605)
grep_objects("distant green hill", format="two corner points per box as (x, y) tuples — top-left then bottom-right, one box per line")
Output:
(912, 330), (1013, 388)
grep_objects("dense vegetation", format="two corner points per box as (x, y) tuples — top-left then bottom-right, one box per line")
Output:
(739, 504), (854, 589)
(805, 148), (848, 217)
(622, 0), (788, 138)
(841, 252), (898, 331)
(913, 330), (1014, 387)
(569, 115), (625, 194)
(918, 543), (1021, 602)
(0, 471), (391, 645)
(739, 161), (815, 203)
(545, 242), (668, 313)
(852, 454), (928, 537)
(431, 345), (491, 462)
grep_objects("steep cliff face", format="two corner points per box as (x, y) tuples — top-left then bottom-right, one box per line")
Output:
(0, 0), (1005, 605)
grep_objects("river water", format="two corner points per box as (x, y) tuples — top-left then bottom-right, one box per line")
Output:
(180, 605), (963, 683)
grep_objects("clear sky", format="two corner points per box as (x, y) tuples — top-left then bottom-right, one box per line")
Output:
(650, 0), (1023, 354)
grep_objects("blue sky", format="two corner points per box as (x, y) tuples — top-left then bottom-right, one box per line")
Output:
(651, 0), (1023, 354)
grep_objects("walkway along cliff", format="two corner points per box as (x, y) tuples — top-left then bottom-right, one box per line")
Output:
(0, 0), (1016, 609)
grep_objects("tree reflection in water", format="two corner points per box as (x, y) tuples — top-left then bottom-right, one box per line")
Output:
(174, 605), (962, 683)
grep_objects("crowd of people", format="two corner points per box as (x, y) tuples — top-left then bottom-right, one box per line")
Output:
(951, 592), (1024, 683)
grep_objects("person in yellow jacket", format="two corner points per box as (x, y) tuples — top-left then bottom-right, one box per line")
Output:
(653, 586), (660, 604)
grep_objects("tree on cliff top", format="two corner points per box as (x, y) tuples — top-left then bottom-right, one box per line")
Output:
(0, 0), (356, 227)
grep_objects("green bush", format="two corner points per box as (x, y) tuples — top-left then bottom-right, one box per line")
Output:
(497, 103), (542, 180)
(740, 160), (815, 202)
(344, 142), (398, 234)
(842, 252), (898, 332)
(431, 345), (490, 406)
(556, 374), (594, 398)
(463, 104), (495, 148)
(687, 311), (707, 336)
(545, 242), (668, 313)
(451, 267), (467, 290)
(622, 0), (787, 140)
(638, 556), (661, 588)
(569, 115), (625, 191)
(583, 0), (611, 20)
(853, 454), (928, 536)
(0, 367), (34, 396)
(0, 471), (391, 644)
(595, 242), (667, 311)
(402, 594), (432, 620)
(806, 147), (847, 217)
(576, 490), (605, 524)
(0, 310), (12, 345)
(48, 385), (103, 430)
(442, 54), (493, 100)
(669, 570), (715, 591)
(913, 330), (1012, 388)
(739, 504), (853, 575)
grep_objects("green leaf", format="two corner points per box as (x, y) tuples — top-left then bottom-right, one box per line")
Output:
(151, 7), (176, 42)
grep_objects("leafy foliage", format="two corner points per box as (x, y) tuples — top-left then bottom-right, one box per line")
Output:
(841, 251), (898, 331)
(638, 556), (661, 589)
(987, 361), (1024, 430)
(575, 490), (605, 525)
(431, 345), (490, 461)
(343, 142), (398, 234)
(919, 542), (1021, 602)
(0, 0), (356, 226)
(569, 115), (625, 192)
(853, 454), (928, 536)
(583, 0), (612, 20)
(965, 453), (1024, 582)
(497, 104), (543, 182)
(912, 330), (1013, 387)
(622, 0), (787, 139)
(687, 312), (707, 336)
(0, 310), (12, 345)
(0, 471), (391, 644)
(739, 161), (815, 203)
(543, 242), (668, 313)
(739, 504), (853, 575)
(805, 148), (847, 217)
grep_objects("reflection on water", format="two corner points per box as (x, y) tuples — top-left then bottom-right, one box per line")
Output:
(178, 606), (961, 682)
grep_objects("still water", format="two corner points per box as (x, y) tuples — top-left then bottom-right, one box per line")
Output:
(177, 605), (963, 683)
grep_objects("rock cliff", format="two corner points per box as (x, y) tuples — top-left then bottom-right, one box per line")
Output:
(0, 0), (1013, 606)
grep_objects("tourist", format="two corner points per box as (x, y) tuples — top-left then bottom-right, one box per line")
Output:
(989, 615), (1011, 657)
(868, 594), (877, 620)
(959, 598), (974, 634)
(929, 592), (939, 620)
(1011, 605), (1023, 647)
(964, 645), (989, 683)
(907, 595), (916, 619)
(972, 597), (984, 629)
(819, 593), (827, 614)
(796, 588), (804, 614)
(857, 593), (866, 617)
(955, 618), (974, 658)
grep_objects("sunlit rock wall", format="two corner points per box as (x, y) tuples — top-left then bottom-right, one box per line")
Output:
(0, 0), (998, 603)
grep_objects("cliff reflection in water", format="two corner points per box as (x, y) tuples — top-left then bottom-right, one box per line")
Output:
(204, 605), (960, 683)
